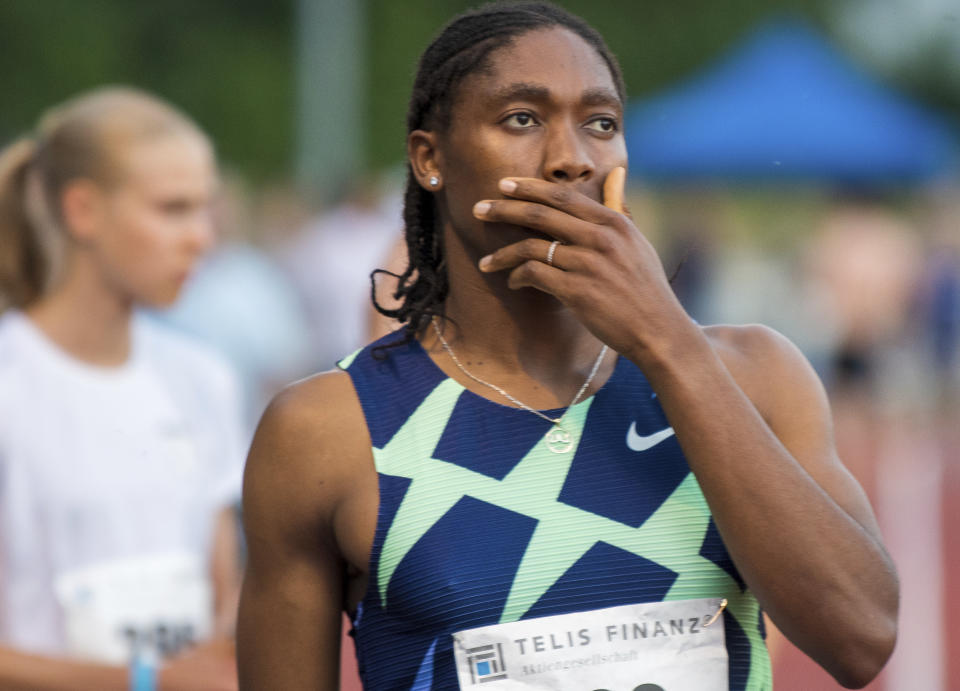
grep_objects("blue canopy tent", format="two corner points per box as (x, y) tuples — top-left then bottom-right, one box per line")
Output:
(625, 20), (957, 184)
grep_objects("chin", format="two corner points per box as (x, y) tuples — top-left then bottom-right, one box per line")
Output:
(137, 284), (185, 310)
(140, 297), (179, 311)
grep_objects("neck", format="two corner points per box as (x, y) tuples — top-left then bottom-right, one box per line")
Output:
(442, 280), (596, 368)
(420, 227), (613, 409)
(25, 253), (135, 367)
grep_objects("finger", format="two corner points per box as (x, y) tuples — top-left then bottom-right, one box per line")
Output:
(497, 177), (615, 224)
(602, 166), (626, 214)
(506, 258), (571, 297)
(474, 199), (599, 245)
(479, 237), (585, 273)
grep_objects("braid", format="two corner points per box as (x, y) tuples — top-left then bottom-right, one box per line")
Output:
(371, 174), (448, 339)
(371, 2), (625, 354)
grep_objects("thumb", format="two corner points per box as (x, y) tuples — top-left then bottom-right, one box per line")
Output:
(602, 166), (626, 214)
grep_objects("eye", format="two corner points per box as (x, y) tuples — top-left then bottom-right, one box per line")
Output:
(585, 117), (618, 133)
(158, 199), (194, 215)
(503, 112), (538, 129)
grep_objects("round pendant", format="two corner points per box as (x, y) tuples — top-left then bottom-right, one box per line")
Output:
(545, 425), (573, 454)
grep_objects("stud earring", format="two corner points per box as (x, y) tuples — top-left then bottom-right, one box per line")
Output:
(429, 175), (440, 187)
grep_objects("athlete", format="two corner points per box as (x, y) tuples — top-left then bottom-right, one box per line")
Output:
(237, 3), (898, 689)
(0, 87), (241, 690)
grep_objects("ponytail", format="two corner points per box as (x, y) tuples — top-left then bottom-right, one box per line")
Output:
(0, 138), (50, 311)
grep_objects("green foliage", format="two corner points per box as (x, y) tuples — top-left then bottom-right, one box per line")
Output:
(0, 0), (295, 180)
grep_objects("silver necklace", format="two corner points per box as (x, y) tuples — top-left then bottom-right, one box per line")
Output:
(431, 319), (608, 454)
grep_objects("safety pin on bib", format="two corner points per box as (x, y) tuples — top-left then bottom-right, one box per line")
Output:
(703, 598), (728, 628)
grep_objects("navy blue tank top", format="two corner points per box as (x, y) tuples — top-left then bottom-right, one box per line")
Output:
(340, 333), (771, 690)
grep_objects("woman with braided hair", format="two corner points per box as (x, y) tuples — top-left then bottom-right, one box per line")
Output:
(238, 3), (897, 689)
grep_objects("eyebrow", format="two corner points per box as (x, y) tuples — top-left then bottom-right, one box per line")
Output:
(491, 82), (551, 104)
(581, 87), (622, 111)
(490, 82), (622, 111)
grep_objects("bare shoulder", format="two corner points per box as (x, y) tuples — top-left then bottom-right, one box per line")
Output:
(702, 323), (826, 421)
(242, 368), (372, 544)
(702, 322), (805, 373)
(253, 368), (367, 460)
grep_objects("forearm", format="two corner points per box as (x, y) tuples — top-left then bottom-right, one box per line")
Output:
(210, 506), (243, 639)
(0, 646), (129, 691)
(629, 321), (897, 685)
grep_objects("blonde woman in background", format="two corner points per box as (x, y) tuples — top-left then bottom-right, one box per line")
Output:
(0, 87), (243, 691)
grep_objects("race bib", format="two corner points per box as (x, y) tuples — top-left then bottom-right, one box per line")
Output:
(53, 553), (211, 664)
(453, 598), (728, 691)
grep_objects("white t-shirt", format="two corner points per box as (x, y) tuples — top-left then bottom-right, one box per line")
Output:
(0, 311), (246, 661)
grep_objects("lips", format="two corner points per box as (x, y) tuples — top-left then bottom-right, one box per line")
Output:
(172, 268), (194, 286)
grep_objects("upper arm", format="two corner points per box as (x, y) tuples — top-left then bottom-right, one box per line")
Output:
(709, 324), (884, 542)
(236, 371), (366, 690)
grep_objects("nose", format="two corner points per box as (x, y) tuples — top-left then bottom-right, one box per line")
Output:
(184, 209), (215, 257)
(542, 121), (594, 183)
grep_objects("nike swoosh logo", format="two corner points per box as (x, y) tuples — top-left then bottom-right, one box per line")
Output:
(626, 423), (675, 452)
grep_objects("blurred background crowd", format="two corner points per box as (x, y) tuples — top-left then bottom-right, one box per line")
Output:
(1, 0), (958, 689)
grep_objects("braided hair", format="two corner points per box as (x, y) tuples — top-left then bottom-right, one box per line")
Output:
(371, 1), (625, 350)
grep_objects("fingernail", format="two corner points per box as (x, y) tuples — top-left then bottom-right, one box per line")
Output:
(478, 255), (492, 271)
(499, 178), (517, 193)
(473, 201), (491, 217)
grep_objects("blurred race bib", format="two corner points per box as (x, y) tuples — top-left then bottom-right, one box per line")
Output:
(54, 552), (211, 664)
(453, 598), (728, 691)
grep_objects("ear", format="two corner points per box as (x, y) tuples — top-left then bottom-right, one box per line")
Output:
(407, 129), (444, 192)
(60, 179), (106, 243)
